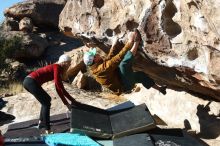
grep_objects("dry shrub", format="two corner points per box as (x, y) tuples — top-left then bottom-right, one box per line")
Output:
(8, 81), (24, 95)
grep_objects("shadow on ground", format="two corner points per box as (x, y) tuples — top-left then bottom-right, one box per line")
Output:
(196, 102), (220, 139)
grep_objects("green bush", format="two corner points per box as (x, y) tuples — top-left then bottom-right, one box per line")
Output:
(0, 36), (23, 68)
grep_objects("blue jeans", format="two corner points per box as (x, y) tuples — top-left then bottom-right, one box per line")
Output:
(119, 51), (155, 92)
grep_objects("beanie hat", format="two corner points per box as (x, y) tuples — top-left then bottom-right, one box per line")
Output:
(58, 54), (71, 63)
(83, 48), (96, 66)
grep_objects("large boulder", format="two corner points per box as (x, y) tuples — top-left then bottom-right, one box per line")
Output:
(59, 0), (220, 101)
(4, 0), (67, 29)
(0, 31), (49, 59)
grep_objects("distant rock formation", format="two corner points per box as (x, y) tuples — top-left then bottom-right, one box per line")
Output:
(0, 31), (49, 59)
(1, 0), (69, 61)
(4, 0), (67, 29)
(59, 0), (220, 101)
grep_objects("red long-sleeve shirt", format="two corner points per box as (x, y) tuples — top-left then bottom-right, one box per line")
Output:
(29, 64), (74, 105)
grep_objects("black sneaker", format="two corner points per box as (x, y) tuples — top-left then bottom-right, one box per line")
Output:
(37, 122), (46, 129)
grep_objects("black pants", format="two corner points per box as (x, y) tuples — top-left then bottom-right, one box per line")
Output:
(23, 77), (51, 130)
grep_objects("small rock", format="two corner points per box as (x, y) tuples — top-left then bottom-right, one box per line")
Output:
(72, 71), (87, 89)
(19, 17), (33, 32)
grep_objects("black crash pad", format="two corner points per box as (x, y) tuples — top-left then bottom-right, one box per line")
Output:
(4, 113), (70, 138)
(96, 129), (204, 146)
(113, 133), (154, 146)
(4, 136), (46, 146)
(71, 103), (156, 139)
(5, 144), (48, 146)
(149, 128), (204, 146)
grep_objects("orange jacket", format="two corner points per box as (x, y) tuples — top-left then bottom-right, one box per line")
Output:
(90, 42), (132, 94)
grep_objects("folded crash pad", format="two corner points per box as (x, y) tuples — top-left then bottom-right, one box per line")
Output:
(70, 103), (156, 139)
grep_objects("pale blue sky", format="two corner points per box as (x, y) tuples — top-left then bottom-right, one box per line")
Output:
(0, 0), (24, 23)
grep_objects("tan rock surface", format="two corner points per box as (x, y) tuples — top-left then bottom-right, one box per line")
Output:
(72, 71), (87, 89)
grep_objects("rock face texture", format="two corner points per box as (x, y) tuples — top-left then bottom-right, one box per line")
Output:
(59, 0), (220, 101)
(2, 17), (19, 31)
(4, 0), (67, 29)
(72, 71), (87, 89)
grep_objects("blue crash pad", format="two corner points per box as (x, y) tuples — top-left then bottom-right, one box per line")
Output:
(44, 133), (100, 146)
